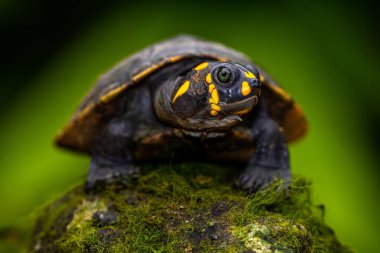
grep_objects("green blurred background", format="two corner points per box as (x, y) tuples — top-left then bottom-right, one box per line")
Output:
(0, 0), (379, 252)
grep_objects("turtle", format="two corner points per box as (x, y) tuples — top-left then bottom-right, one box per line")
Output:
(55, 35), (307, 193)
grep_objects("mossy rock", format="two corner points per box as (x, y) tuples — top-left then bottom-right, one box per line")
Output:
(29, 163), (353, 252)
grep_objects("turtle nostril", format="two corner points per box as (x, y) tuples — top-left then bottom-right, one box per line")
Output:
(251, 79), (260, 88)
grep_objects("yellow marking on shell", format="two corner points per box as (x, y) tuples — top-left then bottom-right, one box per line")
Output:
(76, 104), (95, 121)
(215, 57), (228, 62)
(211, 88), (219, 104)
(208, 83), (215, 93)
(234, 108), (252, 115)
(241, 81), (251, 96)
(210, 110), (218, 116)
(194, 62), (209, 70)
(211, 104), (221, 111)
(245, 71), (256, 79)
(100, 85), (127, 104)
(172, 80), (190, 103)
(132, 56), (184, 83)
(132, 65), (162, 83)
(269, 84), (292, 101)
(260, 74), (265, 83)
(168, 55), (184, 63)
(206, 73), (212, 84)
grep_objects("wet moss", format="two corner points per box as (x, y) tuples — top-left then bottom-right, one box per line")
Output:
(28, 163), (353, 252)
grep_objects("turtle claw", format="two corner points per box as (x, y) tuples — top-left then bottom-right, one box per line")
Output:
(237, 165), (290, 193)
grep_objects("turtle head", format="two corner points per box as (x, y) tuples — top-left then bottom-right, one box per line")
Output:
(155, 61), (261, 131)
(170, 61), (261, 118)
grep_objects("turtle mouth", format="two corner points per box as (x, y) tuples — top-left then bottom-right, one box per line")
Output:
(221, 95), (259, 113)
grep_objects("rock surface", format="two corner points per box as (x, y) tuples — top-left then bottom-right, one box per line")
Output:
(29, 163), (353, 252)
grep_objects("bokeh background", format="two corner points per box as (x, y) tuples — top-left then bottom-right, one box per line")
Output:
(0, 0), (379, 252)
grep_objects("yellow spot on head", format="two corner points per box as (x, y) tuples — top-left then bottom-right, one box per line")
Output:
(210, 110), (218, 116)
(208, 83), (215, 93)
(245, 71), (256, 79)
(208, 81), (220, 115)
(241, 81), (251, 96)
(172, 80), (190, 103)
(206, 73), (212, 84)
(194, 62), (209, 71)
(211, 104), (221, 111)
(211, 88), (219, 104)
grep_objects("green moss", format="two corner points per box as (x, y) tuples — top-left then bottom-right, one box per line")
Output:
(30, 186), (84, 252)
(28, 163), (353, 252)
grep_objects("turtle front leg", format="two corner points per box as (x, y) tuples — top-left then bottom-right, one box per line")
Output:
(86, 157), (139, 191)
(237, 116), (290, 193)
(85, 118), (140, 191)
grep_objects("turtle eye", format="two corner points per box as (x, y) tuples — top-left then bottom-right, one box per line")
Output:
(216, 67), (233, 84)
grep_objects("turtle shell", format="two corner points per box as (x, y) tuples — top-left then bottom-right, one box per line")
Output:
(55, 35), (307, 153)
